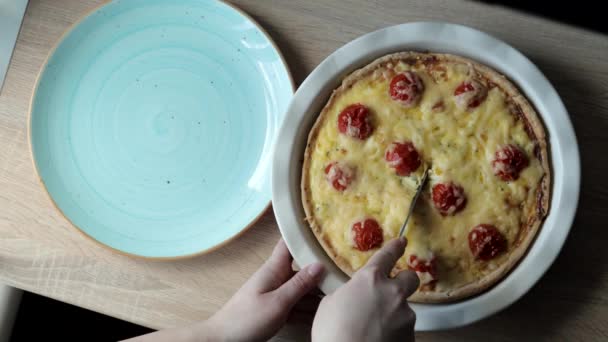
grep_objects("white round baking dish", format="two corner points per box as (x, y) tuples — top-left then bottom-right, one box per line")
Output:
(271, 22), (580, 330)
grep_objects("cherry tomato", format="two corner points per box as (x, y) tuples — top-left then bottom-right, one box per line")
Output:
(492, 144), (529, 181)
(389, 71), (424, 107)
(385, 141), (421, 176)
(324, 162), (354, 191)
(454, 80), (488, 109)
(337, 104), (373, 139)
(468, 224), (507, 261)
(352, 219), (383, 251)
(408, 255), (438, 285)
(432, 182), (467, 216)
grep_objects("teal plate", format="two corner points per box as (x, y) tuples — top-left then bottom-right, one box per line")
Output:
(30, 0), (293, 258)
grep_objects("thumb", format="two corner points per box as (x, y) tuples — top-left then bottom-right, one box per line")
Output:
(274, 263), (325, 307)
(365, 237), (407, 275)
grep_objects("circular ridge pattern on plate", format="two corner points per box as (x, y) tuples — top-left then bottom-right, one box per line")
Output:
(30, 0), (293, 258)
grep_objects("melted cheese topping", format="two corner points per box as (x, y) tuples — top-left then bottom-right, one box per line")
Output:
(305, 59), (545, 291)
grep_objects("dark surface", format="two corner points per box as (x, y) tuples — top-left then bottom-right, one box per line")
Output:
(10, 292), (153, 341)
(479, 1), (607, 34)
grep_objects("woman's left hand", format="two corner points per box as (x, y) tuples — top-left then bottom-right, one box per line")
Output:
(125, 239), (324, 342)
(202, 239), (325, 341)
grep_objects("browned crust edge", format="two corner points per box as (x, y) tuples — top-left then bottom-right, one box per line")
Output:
(301, 52), (551, 303)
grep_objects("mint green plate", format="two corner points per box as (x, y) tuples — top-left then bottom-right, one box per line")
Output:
(30, 0), (293, 258)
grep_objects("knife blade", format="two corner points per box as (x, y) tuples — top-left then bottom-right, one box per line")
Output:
(398, 168), (429, 237)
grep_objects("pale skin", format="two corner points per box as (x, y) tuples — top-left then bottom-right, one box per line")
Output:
(125, 238), (418, 342)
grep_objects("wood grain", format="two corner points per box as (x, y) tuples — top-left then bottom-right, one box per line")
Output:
(0, 0), (607, 340)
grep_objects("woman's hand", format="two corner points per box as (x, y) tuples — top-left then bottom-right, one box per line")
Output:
(126, 239), (324, 342)
(205, 239), (324, 341)
(312, 237), (418, 342)
(130, 240), (323, 342)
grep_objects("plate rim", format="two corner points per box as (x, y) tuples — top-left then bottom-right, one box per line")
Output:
(271, 21), (581, 330)
(27, 0), (295, 260)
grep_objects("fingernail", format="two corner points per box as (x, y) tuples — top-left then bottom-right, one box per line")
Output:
(399, 237), (407, 245)
(307, 263), (325, 279)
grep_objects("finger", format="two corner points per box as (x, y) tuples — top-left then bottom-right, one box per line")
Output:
(306, 286), (326, 299)
(365, 237), (407, 275)
(394, 269), (420, 298)
(269, 238), (294, 266)
(249, 239), (294, 292)
(287, 310), (316, 326)
(287, 292), (323, 326)
(292, 292), (323, 314)
(274, 263), (325, 308)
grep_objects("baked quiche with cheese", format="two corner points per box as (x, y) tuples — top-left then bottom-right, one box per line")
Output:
(301, 52), (550, 303)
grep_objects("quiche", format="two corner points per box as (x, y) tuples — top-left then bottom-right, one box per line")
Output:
(301, 52), (550, 303)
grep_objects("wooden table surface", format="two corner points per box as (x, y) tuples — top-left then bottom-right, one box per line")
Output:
(1, 0), (607, 340)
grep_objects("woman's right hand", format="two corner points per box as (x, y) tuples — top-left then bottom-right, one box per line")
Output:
(312, 237), (419, 342)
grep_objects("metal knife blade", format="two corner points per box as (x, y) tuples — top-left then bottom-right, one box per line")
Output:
(398, 168), (429, 237)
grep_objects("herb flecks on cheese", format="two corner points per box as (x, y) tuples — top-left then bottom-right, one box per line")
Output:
(305, 57), (544, 290)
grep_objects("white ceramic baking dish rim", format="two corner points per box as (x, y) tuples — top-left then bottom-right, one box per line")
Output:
(272, 22), (580, 331)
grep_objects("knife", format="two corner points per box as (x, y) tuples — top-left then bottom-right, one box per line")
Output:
(398, 168), (429, 237)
